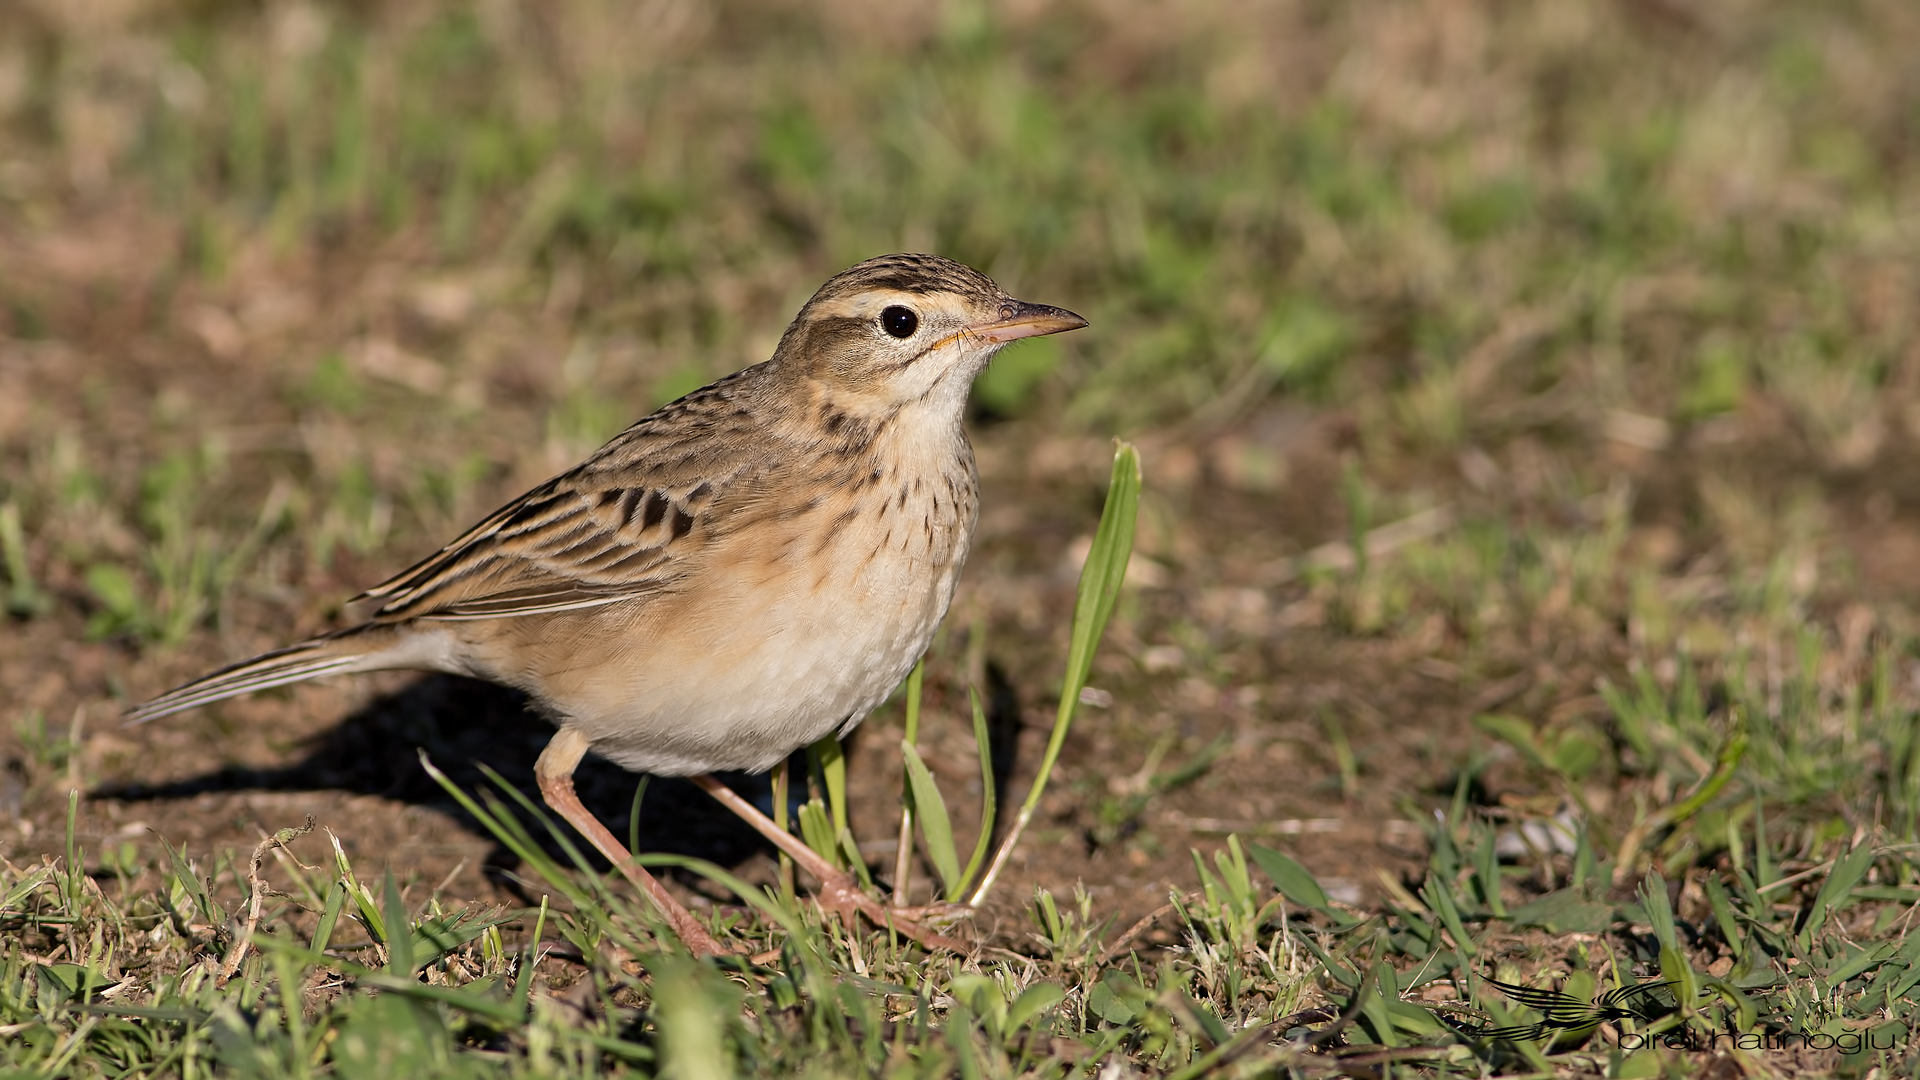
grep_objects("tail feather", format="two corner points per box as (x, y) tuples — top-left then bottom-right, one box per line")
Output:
(125, 633), (373, 725)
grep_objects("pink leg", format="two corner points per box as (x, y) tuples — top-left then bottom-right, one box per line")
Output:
(537, 730), (729, 958)
(690, 775), (968, 951)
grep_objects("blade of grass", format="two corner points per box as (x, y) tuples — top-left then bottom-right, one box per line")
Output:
(772, 759), (795, 905)
(638, 853), (816, 957)
(511, 895), (548, 1013)
(894, 659), (926, 905)
(798, 801), (839, 872)
(353, 973), (527, 1025)
(814, 736), (849, 836)
(161, 834), (225, 942)
(311, 880), (347, 957)
(1638, 870), (1698, 1013)
(422, 754), (685, 958)
(1798, 841), (1876, 952)
(1249, 844), (1332, 912)
(327, 829), (385, 945)
(381, 872), (413, 975)
(901, 743), (960, 895)
(972, 440), (1140, 908)
(954, 688), (998, 902)
(805, 737), (848, 870)
(1419, 875), (1478, 959)
(0, 502), (49, 617)
(836, 829), (874, 889)
(417, 752), (598, 912)
(627, 776), (650, 862)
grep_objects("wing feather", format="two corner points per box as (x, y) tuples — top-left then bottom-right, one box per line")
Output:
(350, 384), (765, 623)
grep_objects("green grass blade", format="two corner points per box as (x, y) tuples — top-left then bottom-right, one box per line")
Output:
(901, 742), (961, 895)
(903, 657), (925, 745)
(1034, 440), (1142, 800)
(311, 880), (347, 957)
(894, 659), (926, 904)
(1420, 875), (1478, 958)
(512, 896), (548, 1011)
(837, 829), (875, 889)
(327, 831), (385, 945)
(815, 735), (849, 836)
(408, 911), (514, 973)
(0, 503), (48, 617)
(798, 801), (839, 870)
(381, 872), (413, 975)
(628, 775), (650, 861)
(421, 753), (689, 960)
(637, 853), (814, 948)
(1752, 795), (1776, 890)
(971, 441), (1140, 907)
(653, 959), (734, 1080)
(805, 737), (848, 869)
(418, 753), (596, 912)
(1249, 844), (1332, 912)
(772, 759), (795, 904)
(1799, 842), (1876, 952)
(1638, 871), (1699, 1009)
(954, 688), (998, 902)
(160, 835), (224, 933)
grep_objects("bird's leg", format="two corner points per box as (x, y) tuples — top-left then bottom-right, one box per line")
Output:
(689, 774), (968, 951)
(536, 730), (729, 958)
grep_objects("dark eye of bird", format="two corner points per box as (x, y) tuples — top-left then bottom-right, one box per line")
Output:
(880, 306), (919, 338)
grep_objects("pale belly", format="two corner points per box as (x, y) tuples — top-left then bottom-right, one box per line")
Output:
(471, 506), (972, 776)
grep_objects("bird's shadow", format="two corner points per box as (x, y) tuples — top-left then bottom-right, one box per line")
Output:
(92, 675), (779, 902)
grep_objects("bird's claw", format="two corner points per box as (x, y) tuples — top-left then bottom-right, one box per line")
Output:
(813, 871), (972, 952)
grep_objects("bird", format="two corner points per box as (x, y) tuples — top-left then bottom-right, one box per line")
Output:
(126, 253), (1086, 957)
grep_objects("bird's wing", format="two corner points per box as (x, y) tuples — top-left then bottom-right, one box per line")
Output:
(353, 481), (703, 621)
(353, 377), (767, 623)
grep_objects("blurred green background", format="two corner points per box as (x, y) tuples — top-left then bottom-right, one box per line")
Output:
(7, 0), (1917, 628)
(10, 0), (1913, 461)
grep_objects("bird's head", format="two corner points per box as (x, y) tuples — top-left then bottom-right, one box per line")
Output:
(773, 253), (1086, 417)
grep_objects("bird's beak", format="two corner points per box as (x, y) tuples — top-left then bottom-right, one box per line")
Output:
(970, 301), (1089, 344)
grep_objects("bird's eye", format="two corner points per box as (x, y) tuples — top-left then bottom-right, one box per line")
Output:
(880, 306), (919, 338)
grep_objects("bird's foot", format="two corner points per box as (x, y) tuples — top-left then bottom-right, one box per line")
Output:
(689, 775), (973, 951)
(812, 872), (971, 952)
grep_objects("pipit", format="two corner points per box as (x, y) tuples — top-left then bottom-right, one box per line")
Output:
(128, 253), (1086, 956)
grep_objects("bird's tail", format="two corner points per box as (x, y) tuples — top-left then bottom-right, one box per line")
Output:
(125, 627), (388, 725)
